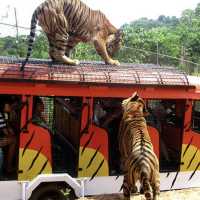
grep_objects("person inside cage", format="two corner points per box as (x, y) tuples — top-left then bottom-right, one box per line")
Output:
(0, 100), (17, 175)
(32, 97), (46, 124)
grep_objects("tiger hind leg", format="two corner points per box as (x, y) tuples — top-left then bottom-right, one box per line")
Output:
(50, 44), (80, 65)
(123, 174), (131, 200)
(152, 171), (160, 200)
(51, 33), (80, 65)
(153, 188), (160, 200)
(152, 184), (160, 200)
(46, 12), (79, 65)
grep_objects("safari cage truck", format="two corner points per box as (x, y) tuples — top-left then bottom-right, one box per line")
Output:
(0, 56), (199, 199)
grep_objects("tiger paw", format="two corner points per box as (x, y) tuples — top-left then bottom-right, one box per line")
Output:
(106, 59), (120, 66)
(73, 59), (80, 65)
(113, 60), (120, 66)
(61, 55), (80, 65)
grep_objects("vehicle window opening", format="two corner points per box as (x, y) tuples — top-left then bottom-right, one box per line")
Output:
(147, 99), (185, 172)
(93, 98), (122, 175)
(192, 101), (200, 133)
(32, 96), (82, 177)
(0, 95), (21, 180)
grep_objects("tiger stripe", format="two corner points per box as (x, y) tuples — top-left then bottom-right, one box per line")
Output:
(119, 93), (160, 200)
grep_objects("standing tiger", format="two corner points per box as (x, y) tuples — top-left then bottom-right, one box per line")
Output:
(21, 0), (123, 71)
(118, 93), (160, 200)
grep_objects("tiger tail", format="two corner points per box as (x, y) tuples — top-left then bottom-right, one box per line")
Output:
(20, 9), (38, 71)
(141, 170), (153, 200)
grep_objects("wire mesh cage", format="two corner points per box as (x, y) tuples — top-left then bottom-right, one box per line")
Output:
(0, 56), (190, 87)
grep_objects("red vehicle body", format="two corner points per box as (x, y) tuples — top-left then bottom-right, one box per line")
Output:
(0, 57), (199, 193)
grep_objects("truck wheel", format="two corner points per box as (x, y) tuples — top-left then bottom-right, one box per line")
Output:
(29, 184), (67, 200)
(68, 190), (76, 200)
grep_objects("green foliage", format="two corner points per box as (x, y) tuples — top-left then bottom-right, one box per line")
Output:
(72, 43), (101, 61)
(0, 33), (49, 58)
(118, 4), (200, 73)
(32, 33), (49, 59)
(0, 36), (19, 56)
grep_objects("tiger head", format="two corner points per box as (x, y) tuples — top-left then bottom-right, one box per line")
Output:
(122, 92), (148, 117)
(106, 29), (123, 57)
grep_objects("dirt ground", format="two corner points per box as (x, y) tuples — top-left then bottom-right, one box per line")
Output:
(79, 188), (200, 200)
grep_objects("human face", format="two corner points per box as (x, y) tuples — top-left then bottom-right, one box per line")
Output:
(4, 103), (12, 113)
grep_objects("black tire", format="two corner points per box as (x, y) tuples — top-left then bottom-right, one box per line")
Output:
(68, 190), (76, 200)
(29, 183), (66, 200)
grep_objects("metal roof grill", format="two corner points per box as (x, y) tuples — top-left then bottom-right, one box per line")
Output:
(0, 56), (189, 86)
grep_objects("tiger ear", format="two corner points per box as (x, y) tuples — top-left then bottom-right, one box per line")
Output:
(130, 92), (139, 102)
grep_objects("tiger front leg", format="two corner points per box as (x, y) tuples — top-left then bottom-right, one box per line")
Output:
(93, 38), (120, 66)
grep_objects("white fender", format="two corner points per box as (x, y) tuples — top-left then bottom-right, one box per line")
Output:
(25, 173), (84, 200)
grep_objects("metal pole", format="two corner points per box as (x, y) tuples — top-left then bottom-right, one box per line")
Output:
(14, 7), (19, 57)
(14, 8), (19, 41)
(156, 41), (159, 65)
